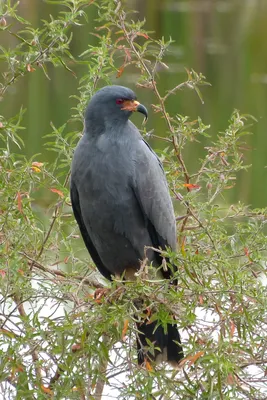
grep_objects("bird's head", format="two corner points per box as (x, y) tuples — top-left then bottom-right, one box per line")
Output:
(84, 85), (148, 134)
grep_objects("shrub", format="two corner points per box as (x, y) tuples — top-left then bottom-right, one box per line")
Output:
(0, 1), (266, 398)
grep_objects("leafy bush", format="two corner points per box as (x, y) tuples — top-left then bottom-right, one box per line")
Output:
(0, 1), (267, 399)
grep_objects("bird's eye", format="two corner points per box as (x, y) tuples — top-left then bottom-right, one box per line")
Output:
(116, 98), (124, 105)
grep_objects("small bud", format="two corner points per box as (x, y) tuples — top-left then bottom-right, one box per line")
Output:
(0, 17), (7, 27)
(27, 64), (36, 72)
(31, 39), (37, 46)
(206, 182), (212, 190)
(32, 161), (44, 168)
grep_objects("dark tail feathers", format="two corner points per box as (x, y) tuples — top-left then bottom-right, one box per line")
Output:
(136, 320), (184, 367)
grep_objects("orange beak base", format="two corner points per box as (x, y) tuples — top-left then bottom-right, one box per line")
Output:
(121, 100), (148, 120)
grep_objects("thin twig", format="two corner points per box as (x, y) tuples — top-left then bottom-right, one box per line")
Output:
(13, 296), (43, 384)
(94, 334), (110, 399)
(240, 359), (267, 369)
(19, 252), (104, 289)
(36, 171), (71, 261)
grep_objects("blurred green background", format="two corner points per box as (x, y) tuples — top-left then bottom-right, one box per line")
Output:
(1, 0), (267, 207)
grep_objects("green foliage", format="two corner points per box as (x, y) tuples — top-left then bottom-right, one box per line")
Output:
(0, 1), (267, 399)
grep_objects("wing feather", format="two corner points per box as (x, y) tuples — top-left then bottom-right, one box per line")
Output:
(70, 181), (112, 280)
(132, 139), (177, 270)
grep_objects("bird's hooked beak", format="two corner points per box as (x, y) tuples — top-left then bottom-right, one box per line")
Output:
(121, 100), (148, 123)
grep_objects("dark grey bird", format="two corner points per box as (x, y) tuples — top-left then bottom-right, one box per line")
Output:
(70, 85), (183, 367)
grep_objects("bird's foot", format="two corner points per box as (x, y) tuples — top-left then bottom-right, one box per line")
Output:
(94, 288), (110, 302)
(93, 286), (125, 303)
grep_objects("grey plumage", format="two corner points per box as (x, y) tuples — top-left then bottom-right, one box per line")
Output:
(70, 85), (183, 366)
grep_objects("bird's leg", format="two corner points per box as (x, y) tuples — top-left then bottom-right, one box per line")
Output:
(134, 257), (149, 279)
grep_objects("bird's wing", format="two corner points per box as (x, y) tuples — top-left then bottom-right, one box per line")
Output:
(133, 138), (177, 254)
(70, 181), (112, 280)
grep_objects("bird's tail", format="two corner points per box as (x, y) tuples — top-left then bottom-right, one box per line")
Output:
(136, 318), (184, 367)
